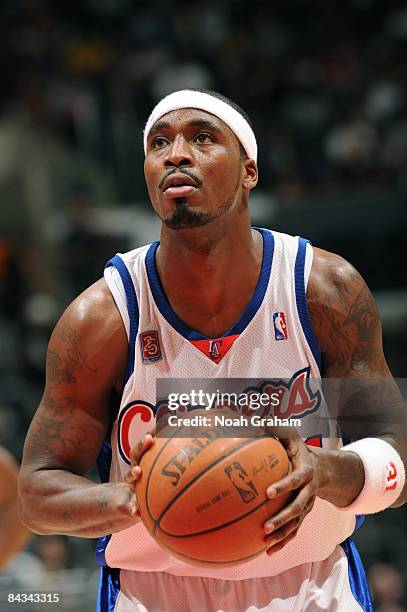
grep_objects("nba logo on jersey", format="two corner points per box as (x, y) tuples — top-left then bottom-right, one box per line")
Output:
(140, 331), (162, 362)
(273, 312), (288, 341)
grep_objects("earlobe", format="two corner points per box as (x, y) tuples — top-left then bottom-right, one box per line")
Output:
(243, 160), (258, 190)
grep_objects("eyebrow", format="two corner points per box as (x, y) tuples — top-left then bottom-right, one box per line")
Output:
(148, 118), (222, 139)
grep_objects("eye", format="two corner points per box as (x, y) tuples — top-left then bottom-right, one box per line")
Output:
(194, 132), (214, 144)
(151, 136), (169, 149)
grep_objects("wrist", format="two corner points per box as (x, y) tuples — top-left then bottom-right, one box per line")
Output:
(111, 482), (138, 519)
(337, 438), (405, 514)
(309, 446), (364, 507)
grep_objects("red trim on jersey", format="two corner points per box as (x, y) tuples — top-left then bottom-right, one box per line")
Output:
(190, 334), (240, 363)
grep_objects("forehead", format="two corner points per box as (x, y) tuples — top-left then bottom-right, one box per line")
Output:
(148, 108), (238, 142)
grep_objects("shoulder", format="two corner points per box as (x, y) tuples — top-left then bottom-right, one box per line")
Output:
(55, 278), (124, 339)
(48, 278), (128, 392)
(307, 246), (376, 313)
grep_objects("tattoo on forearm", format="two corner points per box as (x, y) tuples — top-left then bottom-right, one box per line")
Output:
(61, 510), (75, 524)
(26, 396), (102, 465)
(99, 490), (109, 508)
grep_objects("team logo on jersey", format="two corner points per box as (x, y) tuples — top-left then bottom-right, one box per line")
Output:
(118, 400), (155, 464)
(190, 334), (240, 363)
(273, 312), (288, 340)
(241, 367), (321, 420)
(140, 331), (162, 363)
(209, 339), (222, 359)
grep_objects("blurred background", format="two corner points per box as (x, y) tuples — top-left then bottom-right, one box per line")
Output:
(0, 0), (406, 610)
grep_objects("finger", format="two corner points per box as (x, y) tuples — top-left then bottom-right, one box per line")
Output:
(264, 516), (301, 548)
(270, 429), (301, 443)
(264, 487), (314, 533)
(130, 434), (155, 465)
(128, 493), (140, 518)
(124, 465), (142, 485)
(147, 425), (156, 438)
(266, 530), (297, 555)
(267, 464), (312, 499)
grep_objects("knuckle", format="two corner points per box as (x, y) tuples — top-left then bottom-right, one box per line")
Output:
(303, 465), (313, 480)
(291, 501), (303, 515)
(291, 475), (302, 488)
(272, 517), (282, 529)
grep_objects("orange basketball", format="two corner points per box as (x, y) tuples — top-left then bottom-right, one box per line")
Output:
(135, 421), (291, 567)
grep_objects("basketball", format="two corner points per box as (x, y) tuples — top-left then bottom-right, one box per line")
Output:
(135, 418), (291, 567)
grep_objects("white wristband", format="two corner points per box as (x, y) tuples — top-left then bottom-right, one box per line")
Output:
(338, 438), (405, 514)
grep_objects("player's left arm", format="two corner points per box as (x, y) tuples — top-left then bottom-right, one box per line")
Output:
(307, 247), (407, 507)
(264, 248), (407, 554)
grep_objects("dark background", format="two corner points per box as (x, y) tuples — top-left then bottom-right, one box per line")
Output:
(0, 1), (406, 610)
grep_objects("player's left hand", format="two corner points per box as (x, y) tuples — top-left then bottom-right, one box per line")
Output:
(263, 436), (323, 555)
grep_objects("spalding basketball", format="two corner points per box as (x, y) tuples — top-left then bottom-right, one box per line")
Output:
(135, 419), (291, 567)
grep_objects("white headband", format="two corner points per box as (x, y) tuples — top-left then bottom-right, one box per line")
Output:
(143, 90), (257, 162)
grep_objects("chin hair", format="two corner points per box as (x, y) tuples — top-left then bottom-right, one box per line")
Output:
(163, 199), (215, 230)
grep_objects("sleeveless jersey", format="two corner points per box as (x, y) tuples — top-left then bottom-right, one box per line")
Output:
(97, 228), (358, 580)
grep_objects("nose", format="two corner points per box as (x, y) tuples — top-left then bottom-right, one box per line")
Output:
(164, 134), (193, 168)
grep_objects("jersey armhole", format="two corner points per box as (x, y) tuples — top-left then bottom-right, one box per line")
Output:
(104, 255), (139, 384)
(104, 266), (130, 339)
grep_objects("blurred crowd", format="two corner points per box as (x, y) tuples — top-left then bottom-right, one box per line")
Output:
(1, 0), (407, 201)
(0, 1), (406, 609)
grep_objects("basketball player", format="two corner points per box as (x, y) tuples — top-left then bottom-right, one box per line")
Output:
(18, 90), (407, 611)
(0, 446), (31, 569)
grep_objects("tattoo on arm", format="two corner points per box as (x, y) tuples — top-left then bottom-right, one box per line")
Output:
(308, 262), (386, 377)
(47, 327), (97, 389)
(26, 395), (103, 468)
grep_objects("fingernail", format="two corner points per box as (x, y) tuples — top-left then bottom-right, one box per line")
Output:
(265, 523), (274, 534)
(267, 487), (276, 498)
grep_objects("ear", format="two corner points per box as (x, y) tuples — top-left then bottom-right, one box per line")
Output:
(242, 159), (258, 190)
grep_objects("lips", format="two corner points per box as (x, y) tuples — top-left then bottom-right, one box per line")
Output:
(162, 174), (199, 192)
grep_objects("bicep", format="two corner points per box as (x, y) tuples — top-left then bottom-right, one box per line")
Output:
(21, 280), (127, 476)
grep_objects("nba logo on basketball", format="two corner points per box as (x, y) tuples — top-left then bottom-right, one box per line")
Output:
(140, 331), (162, 363)
(273, 312), (288, 341)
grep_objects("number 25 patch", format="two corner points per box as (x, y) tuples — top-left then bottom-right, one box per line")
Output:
(140, 331), (162, 363)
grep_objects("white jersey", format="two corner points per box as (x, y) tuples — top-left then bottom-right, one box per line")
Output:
(95, 228), (372, 610)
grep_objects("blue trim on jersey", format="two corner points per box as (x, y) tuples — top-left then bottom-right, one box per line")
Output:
(97, 566), (121, 612)
(105, 255), (139, 384)
(95, 393), (120, 568)
(294, 238), (321, 371)
(340, 539), (373, 611)
(145, 228), (274, 341)
(95, 423), (115, 567)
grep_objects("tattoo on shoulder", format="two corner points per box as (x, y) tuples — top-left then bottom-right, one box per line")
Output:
(308, 264), (386, 376)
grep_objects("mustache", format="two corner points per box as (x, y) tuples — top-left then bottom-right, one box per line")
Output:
(158, 169), (202, 190)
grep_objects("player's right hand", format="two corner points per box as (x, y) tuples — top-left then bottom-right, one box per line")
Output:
(123, 433), (155, 518)
(124, 433), (155, 487)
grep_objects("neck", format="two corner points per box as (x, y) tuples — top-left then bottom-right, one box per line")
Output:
(155, 209), (263, 338)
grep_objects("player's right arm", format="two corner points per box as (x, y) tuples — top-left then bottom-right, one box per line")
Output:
(18, 279), (149, 538)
